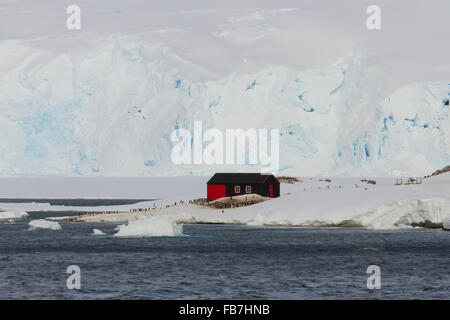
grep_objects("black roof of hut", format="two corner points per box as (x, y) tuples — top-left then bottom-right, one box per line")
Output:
(207, 173), (278, 184)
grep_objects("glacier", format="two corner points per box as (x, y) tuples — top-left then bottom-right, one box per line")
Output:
(0, 35), (449, 176)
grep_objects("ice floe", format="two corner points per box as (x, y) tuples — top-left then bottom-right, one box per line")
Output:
(443, 216), (450, 230)
(114, 216), (183, 237)
(0, 210), (28, 220)
(28, 219), (62, 231)
(92, 229), (106, 235)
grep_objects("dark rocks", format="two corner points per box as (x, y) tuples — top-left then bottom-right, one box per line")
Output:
(192, 198), (208, 205)
(277, 176), (302, 184)
(424, 165), (450, 178)
(204, 195), (268, 209)
(410, 220), (443, 229)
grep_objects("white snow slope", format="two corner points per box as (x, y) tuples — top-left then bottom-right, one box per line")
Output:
(1, 2), (449, 177)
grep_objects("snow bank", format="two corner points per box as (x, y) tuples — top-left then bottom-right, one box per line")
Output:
(28, 219), (62, 231)
(114, 216), (183, 237)
(443, 216), (450, 230)
(0, 210), (28, 220)
(92, 229), (105, 235)
(182, 193), (450, 230)
(246, 213), (267, 226)
(252, 198), (450, 230)
(350, 198), (450, 230)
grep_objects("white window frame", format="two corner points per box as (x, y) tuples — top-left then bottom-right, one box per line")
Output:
(234, 185), (240, 193)
(245, 186), (251, 193)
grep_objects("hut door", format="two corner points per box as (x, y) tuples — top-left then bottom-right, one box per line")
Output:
(269, 184), (273, 198)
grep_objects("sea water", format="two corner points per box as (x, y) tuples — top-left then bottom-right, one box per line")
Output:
(0, 206), (449, 299)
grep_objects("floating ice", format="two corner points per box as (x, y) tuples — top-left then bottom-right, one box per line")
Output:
(396, 224), (414, 229)
(28, 219), (62, 231)
(0, 210), (28, 220)
(92, 228), (105, 235)
(443, 216), (450, 230)
(114, 216), (183, 237)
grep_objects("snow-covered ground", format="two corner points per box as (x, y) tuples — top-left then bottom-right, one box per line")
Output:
(54, 172), (450, 230)
(1, 173), (449, 230)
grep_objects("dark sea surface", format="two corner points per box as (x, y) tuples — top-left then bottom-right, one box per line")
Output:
(0, 201), (449, 299)
(0, 198), (152, 206)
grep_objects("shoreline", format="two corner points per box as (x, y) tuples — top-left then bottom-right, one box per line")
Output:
(46, 203), (447, 231)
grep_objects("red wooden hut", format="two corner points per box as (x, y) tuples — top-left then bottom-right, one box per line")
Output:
(207, 173), (280, 201)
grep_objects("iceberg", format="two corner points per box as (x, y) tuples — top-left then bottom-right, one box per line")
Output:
(92, 228), (106, 235)
(114, 216), (183, 237)
(443, 216), (450, 230)
(28, 219), (62, 231)
(0, 210), (28, 220)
